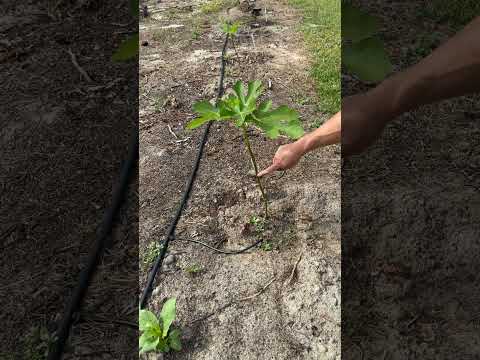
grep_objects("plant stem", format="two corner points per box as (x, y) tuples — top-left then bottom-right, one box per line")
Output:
(242, 127), (268, 219)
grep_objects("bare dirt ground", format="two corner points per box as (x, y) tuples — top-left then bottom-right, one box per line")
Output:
(343, 1), (480, 359)
(139, 0), (340, 359)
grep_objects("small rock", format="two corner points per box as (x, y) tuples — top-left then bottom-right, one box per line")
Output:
(248, 170), (257, 177)
(142, 41), (149, 47)
(152, 286), (161, 296)
(164, 254), (176, 266)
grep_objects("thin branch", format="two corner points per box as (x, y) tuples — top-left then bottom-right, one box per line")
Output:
(167, 124), (179, 139)
(67, 49), (93, 83)
(238, 276), (276, 301)
(284, 253), (303, 286)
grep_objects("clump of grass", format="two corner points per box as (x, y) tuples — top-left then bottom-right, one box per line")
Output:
(288, 0), (340, 114)
(422, 0), (480, 29)
(260, 241), (273, 251)
(249, 215), (265, 233)
(24, 326), (55, 360)
(200, 0), (238, 14)
(142, 242), (163, 269)
(185, 263), (202, 274)
(153, 97), (165, 113)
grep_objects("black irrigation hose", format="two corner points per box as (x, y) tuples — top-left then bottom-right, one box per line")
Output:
(178, 237), (264, 255)
(139, 34), (231, 309)
(48, 128), (139, 360)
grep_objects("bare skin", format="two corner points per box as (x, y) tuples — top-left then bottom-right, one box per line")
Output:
(258, 16), (480, 177)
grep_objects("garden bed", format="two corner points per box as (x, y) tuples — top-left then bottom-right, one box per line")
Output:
(139, 0), (341, 359)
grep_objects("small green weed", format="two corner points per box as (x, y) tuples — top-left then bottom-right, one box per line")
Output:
(24, 326), (56, 360)
(143, 242), (163, 269)
(153, 97), (165, 113)
(260, 241), (273, 251)
(249, 215), (265, 233)
(200, 0), (238, 14)
(192, 30), (201, 40)
(185, 264), (202, 274)
(139, 298), (182, 354)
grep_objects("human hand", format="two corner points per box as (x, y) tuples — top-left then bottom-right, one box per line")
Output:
(257, 141), (306, 177)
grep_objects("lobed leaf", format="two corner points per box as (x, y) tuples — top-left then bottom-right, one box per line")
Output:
(245, 80), (263, 110)
(257, 100), (272, 113)
(112, 34), (139, 62)
(233, 82), (246, 108)
(342, 37), (392, 82)
(342, 4), (379, 42)
(139, 332), (159, 354)
(187, 101), (222, 129)
(157, 338), (170, 353)
(160, 298), (176, 338)
(253, 106), (304, 139)
(188, 80), (303, 139)
(130, 0), (139, 16)
(139, 309), (160, 332)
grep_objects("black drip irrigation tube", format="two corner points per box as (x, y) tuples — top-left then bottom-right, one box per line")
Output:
(139, 34), (230, 309)
(48, 128), (139, 360)
(140, 32), (266, 309)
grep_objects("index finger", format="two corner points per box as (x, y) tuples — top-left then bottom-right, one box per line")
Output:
(257, 163), (281, 177)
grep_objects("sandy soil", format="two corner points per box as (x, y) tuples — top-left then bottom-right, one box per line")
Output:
(139, 0), (340, 359)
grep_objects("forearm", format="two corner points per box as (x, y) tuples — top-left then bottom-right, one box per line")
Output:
(374, 16), (480, 117)
(294, 111), (341, 154)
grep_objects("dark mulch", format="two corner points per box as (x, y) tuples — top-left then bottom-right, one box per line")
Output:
(0, 1), (138, 358)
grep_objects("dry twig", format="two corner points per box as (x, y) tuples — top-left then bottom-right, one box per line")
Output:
(67, 49), (93, 83)
(284, 253), (303, 286)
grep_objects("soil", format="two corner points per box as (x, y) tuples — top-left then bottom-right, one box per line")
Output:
(342, 1), (480, 359)
(0, 1), (138, 358)
(139, 0), (341, 359)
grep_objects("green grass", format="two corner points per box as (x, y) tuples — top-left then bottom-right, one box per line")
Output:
(184, 263), (202, 274)
(200, 0), (238, 14)
(422, 0), (480, 29)
(288, 0), (341, 114)
(142, 242), (163, 269)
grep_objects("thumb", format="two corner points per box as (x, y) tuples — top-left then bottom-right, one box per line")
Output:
(257, 163), (281, 177)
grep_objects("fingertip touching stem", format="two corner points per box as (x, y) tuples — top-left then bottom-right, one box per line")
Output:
(241, 127), (269, 219)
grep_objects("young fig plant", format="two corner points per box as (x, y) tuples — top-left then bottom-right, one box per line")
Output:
(221, 21), (241, 58)
(187, 80), (304, 219)
(221, 21), (240, 36)
(139, 298), (181, 354)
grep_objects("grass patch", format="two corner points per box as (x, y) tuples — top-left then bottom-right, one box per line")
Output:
(142, 242), (163, 269)
(200, 0), (238, 14)
(422, 0), (480, 29)
(184, 263), (202, 274)
(288, 0), (341, 114)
